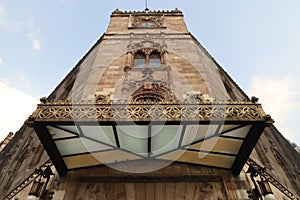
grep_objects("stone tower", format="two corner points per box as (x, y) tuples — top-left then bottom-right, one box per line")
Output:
(0, 9), (299, 200)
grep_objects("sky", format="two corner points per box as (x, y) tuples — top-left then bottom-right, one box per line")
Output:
(0, 0), (299, 145)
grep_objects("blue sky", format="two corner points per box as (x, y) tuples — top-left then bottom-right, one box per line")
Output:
(0, 0), (299, 145)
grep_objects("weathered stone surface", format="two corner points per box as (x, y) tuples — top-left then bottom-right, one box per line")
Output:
(1, 8), (299, 200)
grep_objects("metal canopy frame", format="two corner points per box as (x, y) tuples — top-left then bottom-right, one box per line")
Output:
(28, 100), (273, 176)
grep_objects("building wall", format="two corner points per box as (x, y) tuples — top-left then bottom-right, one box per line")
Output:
(0, 125), (49, 199)
(251, 126), (300, 196)
(47, 162), (248, 200)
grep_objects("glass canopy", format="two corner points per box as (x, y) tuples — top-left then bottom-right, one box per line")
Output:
(28, 100), (273, 176)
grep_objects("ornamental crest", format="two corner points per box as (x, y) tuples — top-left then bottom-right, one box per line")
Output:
(112, 66), (176, 104)
(129, 15), (165, 28)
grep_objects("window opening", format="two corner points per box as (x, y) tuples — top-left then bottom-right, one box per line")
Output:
(134, 50), (162, 68)
(134, 51), (146, 68)
(149, 51), (161, 68)
(131, 84), (175, 103)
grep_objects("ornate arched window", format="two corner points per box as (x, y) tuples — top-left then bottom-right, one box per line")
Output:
(149, 51), (161, 68)
(131, 84), (176, 103)
(134, 51), (146, 68)
(133, 49), (162, 68)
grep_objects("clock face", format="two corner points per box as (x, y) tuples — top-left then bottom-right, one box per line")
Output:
(141, 22), (153, 28)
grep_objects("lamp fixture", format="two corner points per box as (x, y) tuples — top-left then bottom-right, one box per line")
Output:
(28, 180), (44, 198)
(27, 166), (54, 200)
(258, 179), (273, 196)
(246, 164), (275, 199)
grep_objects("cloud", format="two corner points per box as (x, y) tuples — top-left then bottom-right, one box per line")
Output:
(27, 32), (33, 37)
(17, 70), (30, 89)
(33, 39), (41, 50)
(0, 4), (42, 52)
(36, 27), (42, 33)
(57, 0), (76, 6)
(0, 5), (4, 15)
(248, 75), (300, 142)
(27, 32), (41, 50)
(0, 4), (42, 40)
(58, 0), (66, 5)
(249, 76), (297, 122)
(0, 80), (38, 141)
(0, 57), (3, 65)
(0, 4), (23, 33)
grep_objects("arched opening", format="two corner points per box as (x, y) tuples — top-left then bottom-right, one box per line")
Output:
(131, 84), (174, 103)
(134, 51), (146, 68)
(133, 50), (162, 68)
(149, 51), (161, 68)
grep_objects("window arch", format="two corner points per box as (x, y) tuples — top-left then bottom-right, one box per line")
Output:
(149, 51), (161, 68)
(131, 84), (176, 103)
(134, 51), (146, 68)
(133, 49), (162, 68)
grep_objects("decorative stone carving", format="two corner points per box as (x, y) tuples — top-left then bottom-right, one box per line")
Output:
(129, 15), (165, 29)
(122, 66), (172, 94)
(29, 101), (268, 123)
(127, 33), (167, 59)
(128, 40), (166, 54)
(131, 83), (177, 103)
(94, 93), (111, 104)
(184, 93), (205, 103)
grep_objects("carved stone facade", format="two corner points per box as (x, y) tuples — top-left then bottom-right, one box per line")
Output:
(129, 15), (166, 29)
(53, 163), (233, 200)
(30, 101), (268, 122)
(0, 126), (50, 199)
(0, 8), (300, 200)
(0, 132), (13, 152)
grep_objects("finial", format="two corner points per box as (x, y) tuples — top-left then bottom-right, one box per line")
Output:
(145, 0), (149, 11)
